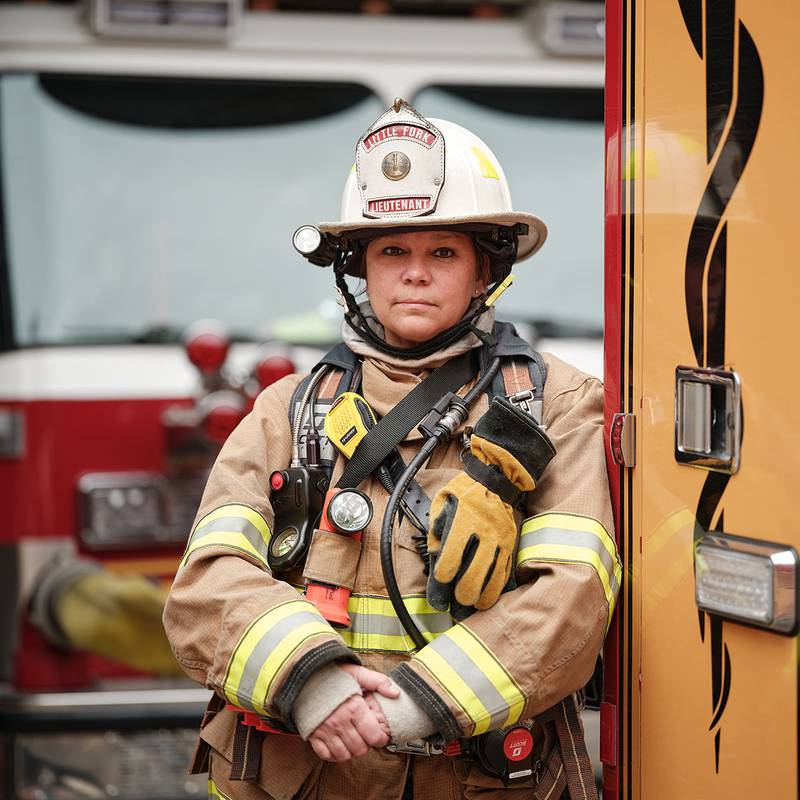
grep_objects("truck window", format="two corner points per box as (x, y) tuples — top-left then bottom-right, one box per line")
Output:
(412, 85), (604, 336)
(0, 75), (382, 347)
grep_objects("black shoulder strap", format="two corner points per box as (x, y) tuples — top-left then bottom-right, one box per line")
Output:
(336, 349), (479, 490)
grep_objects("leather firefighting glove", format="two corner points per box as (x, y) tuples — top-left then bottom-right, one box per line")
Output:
(427, 396), (556, 617)
(31, 559), (184, 677)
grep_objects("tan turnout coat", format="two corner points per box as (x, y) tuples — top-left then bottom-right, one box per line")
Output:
(164, 343), (619, 800)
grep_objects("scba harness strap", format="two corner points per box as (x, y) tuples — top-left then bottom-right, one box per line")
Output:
(287, 320), (548, 480)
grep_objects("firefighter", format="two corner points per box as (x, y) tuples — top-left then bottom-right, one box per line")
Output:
(164, 99), (620, 800)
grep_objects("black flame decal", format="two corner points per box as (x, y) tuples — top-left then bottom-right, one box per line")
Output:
(678, 0), (764, 773)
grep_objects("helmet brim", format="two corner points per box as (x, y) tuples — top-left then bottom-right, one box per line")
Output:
(318, 211), (547, 262)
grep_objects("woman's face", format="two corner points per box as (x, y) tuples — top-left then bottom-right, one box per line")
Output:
(364, 230), (487, 349)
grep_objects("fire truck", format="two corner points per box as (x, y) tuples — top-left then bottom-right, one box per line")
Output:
(0, 2), (606, 797)
(602, 0), (799, 798)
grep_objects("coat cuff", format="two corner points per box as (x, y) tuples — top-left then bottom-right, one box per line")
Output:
(373, 682), (436, 744)
(391, 662), (462, 743)
(290, 663), (362, 739)
(273, 640), (360, 724)
(474, 396), (556, 483)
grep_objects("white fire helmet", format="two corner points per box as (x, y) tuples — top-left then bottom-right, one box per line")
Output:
(318, 98), (547, 263)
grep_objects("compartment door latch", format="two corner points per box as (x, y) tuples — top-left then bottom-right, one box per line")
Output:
(675, 366), (742, 474)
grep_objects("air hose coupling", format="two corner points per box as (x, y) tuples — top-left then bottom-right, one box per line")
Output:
(418, 392), (469, 441)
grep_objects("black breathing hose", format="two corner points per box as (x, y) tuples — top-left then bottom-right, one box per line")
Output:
(379, 357), (502, 650)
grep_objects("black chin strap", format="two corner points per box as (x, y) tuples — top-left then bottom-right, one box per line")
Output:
(332, 225), (520, 360)
(334, 260), (496, 360)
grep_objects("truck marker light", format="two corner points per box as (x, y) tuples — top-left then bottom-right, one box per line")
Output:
(201, 403), (242, 445)
(183, 320), (230, 374)
(256, 355), (295, 389)
(694, 532), (798, 635)
(197, 390), (245, 445)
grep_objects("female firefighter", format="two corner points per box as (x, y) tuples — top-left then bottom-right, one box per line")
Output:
(163, 99), (620, 800)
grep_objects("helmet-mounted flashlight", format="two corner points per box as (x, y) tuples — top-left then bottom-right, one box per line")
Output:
(327, 489), (373, 534)
(292, 225), (339, 267)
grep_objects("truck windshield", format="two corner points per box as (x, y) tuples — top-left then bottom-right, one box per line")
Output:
(0, 74), (383, 347)
(0, 76), (603, 348)
(412, 86), (604, 335)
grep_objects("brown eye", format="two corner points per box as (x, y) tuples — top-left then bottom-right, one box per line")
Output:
(382, 246), (404, 256)
(434, 247), (455, 258)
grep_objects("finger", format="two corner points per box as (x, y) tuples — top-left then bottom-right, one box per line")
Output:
(323, 733), (352, 762)
(309, 735), (332, 762)
(432, 510), (470, 584)
(426, 565), (454, 612)
(449, 596), (474, 622)
(427, 491), (448, 542)
(354, 669), (400, 698)
(364, 693), (383, 716)
(336, 718), (370, 758)
(353, 701), (390, 748)
(427, 494), (459, 558)
(453, 538), (495, 607)
(363, 696), (392, 739)
(475, 552), (510, 610)
(342, 722), (370, 758)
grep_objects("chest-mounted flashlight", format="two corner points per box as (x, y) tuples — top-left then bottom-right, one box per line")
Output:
(305, 487), (373, 628)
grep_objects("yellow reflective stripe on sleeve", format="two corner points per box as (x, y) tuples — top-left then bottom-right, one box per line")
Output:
(517, 513), (622, 626)
(339, 594), (453, 653)
(414, 625), (525, 735)
(179, 504), (272, 570)
(222, 599), (335, 714)
(208, 778), (230, 800)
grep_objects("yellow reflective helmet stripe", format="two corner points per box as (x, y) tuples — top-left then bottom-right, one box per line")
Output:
(179, 504), (272, 570)
(415, 625), (525, 736)
(223, 599), (335, 713)
(340, 594), (452, 653)
(470, 145), (500, 179)
(208, 778), (231, 800)
(518, 513), (622, 626)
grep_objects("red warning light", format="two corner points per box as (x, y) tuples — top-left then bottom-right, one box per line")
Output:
(256, 356), (295, 389)
(185, 329), (230, 374)
(202, 403), (242, 445)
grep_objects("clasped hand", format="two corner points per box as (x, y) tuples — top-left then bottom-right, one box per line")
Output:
(308, 664), (399, 762)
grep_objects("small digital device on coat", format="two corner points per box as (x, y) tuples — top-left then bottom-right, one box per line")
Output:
(267, 466), (328, 572)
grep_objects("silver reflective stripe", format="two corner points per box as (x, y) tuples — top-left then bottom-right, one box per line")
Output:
(191, 516), (271, 562)
(429, 635), (509, 731)
(237, 610), (321, 706)
(348, 609), (452, 637)
(519, 527), (620, 595)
